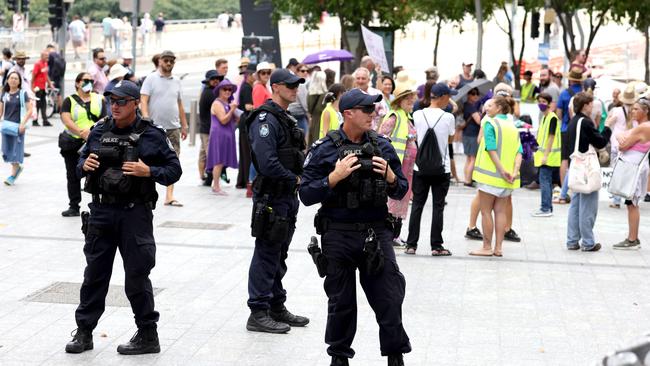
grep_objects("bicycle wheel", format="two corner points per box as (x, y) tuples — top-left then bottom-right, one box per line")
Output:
(45, 93), (56, 118)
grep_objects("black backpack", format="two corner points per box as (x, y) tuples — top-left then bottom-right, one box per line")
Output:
(415, 111), (446, 177)
(48, 52), (66, 79)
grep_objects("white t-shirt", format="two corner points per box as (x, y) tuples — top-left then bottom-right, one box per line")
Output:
(68, 19), (86, 41)
(412, 107), (455, 173)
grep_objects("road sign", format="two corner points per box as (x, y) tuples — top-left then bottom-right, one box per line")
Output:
(119, 0), (153, 13)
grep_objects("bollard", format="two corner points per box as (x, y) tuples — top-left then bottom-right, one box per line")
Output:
(189, 99), (198, 147)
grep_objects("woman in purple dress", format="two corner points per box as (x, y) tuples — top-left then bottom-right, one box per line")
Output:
(207, 79), (239, 195)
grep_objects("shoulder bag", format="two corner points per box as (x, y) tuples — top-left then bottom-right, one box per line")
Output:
(1, 90), (25, 136)
(608, 148), (650, 200)
(568, 117), (602, 193)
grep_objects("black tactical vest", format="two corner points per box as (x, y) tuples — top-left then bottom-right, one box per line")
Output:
(324, 130), (388, 209)
(84, 118), (157, 202)
(246, 102), (306, 177)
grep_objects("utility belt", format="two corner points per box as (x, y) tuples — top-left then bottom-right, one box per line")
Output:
(251, 194), (295, 243)
(308, 227), (385, 277)
(92, 193), (156, 210)
(252, 176), (298, 196)
(314, 212), (402, 238)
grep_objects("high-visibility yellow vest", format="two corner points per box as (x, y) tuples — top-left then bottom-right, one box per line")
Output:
(67, 92), (102, 139)
(381, 108), (410, 162)
(473, 116), (521, 189)
(533, 111), (561, 167)
(319, 103), (341, 139)
(521, 82), (536, 103)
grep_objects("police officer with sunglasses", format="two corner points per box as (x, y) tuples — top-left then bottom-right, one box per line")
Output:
(299, 89), (411, 366)
(245, 69), (310, 333)
(65, 80), (182, 355)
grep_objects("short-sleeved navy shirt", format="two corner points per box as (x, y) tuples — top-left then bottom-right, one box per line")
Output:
(1, 91), (28, 123)
(463, 101), (480, 137)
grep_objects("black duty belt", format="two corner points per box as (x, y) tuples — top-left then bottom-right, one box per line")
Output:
(92, 194), (155, 210)
(315, 214), (387, 233)
(253, 176), (298, 196)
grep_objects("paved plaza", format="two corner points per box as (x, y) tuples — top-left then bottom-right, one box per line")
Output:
(1, 122), (650, 365)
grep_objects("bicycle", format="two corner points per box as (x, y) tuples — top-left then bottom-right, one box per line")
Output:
(45, 87), (60, 118)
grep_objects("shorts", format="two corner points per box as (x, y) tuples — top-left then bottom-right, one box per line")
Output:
(72, 39), (83, 47)
(166, 128), (181, 156)
(462, 135), (479, 156)
(561, 132), (570, 160)
(198, 133), (209, 164)
(53, 77), (63, 90)
(477, 183), (513, 198)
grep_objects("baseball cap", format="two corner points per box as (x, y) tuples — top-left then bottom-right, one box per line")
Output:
(160, 50), (176, 59)
(104, 80), (140, 99)
(430, 82), (459, 98)
(462, 61), (473, 66)
(339, 88), (383, 112)
(270, 68), (305, 86)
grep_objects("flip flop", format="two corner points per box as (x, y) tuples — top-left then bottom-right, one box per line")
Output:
(164, 200), (184, 207)
(493, 251), (503, 257)
(469, 249), (493, 257)
(431, 248), (452, 256)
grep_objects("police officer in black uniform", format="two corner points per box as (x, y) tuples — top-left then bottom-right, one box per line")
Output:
(65, 80), (182, 355)
(300, 89), (411, 366)
(245, 69), (310, 333)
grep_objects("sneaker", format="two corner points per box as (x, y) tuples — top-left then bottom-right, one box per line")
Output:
(392, 237), (407, 248)
(645, 193), (650, 202)
(13, 165), (23, 181)
(465, 227), (483, 240)
(43, 121), (52, 127)
(504, 229), (521, 242)
(65, 328), (93, 353)
(32, 120), (40, 127)
(581, 243), (602, 252)
(4, 176), (15, 186)
(330, 356), (349, 366)
(613, 238), (641, 250)
(531, 209), (553, 217)
(567, 244), (580, 250)
(246, 310), (290, 333)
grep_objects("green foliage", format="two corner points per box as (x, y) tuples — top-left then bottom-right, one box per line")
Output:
(24, 0), (240, 25)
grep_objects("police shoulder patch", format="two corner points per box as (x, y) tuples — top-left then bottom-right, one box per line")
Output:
(165, 138), (176, 152)
(258, 111), (267, 121)
(259, 123), (270, 138)
(310, 137), (326, 149)
(303, 151), (313, 167)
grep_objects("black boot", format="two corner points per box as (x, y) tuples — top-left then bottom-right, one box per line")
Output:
(270, 306), (309, 327)
(246, 310), (290, 333)
(331, 355), (349, 366)
(43, 120), (53, 127)
(61, 207), (80, 217)
(203, 171), (213, 186)
(116, 327), (160, 355)
(65, 328), (93, 353)
(388, 354), (404, 366)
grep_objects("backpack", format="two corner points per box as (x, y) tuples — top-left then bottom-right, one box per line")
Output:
(415, 111), (446, 177)
(48, 52), (66, 79)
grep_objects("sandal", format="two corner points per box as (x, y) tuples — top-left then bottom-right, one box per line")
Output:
(431, 248), (452, 256)
(404, 247), (416, 255)
(469, 249), (493, 257)
(493, 251), (503, 257)
(164, 199), (184, 207)
(609, 203), (621, 209)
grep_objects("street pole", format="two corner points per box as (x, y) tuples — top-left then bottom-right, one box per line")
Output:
(474, 0), (483, 69)
(131, 0), (139, 73)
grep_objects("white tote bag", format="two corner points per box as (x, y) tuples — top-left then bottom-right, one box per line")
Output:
(568, 118), (602, 194)
(608, 149), (650, 200)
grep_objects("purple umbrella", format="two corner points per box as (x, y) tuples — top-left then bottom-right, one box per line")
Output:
(302, 49), (354, 64)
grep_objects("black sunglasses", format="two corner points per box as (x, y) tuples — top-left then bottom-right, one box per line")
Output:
(110, 98), (135, 106)
(352, 105), (375, 114)
(298, 69), (309, 73)
(162, 58), (175, 64)
(281, 83), (300, 90)
(81, 79), (93, 83)
(258, 70), (271, 76)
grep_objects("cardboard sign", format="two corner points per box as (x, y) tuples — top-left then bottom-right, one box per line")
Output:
(361, 25), (389, 73)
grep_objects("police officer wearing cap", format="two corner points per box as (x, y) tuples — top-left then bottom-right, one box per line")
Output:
(245, 68), (310, 333)
(300, 89), (411, 366)
(65, 80), (182, 355)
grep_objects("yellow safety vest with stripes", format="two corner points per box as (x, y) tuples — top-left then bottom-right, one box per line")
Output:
(533, 111), (561, 167)
(67, 92), (102, 139)
(319, 103), (342, 139)
(521, 82), (536, 103)
(473, 116), (521, 189)
(381, 108), (410, 162)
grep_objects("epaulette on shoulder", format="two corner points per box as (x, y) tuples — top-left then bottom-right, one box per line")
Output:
(378, 133), (391, 142)
(310, 136), (328, 149)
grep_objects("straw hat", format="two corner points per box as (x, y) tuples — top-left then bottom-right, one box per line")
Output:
(634, 82), (649, 99)
(395, 70), (416, 88)
(390, 82), (417, 109)
(565, 66), (585, 82)
(620, 85), (637, 105)
(13, 50), (28, 59)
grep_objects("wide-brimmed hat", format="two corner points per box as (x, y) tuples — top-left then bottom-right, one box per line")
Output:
(256, 62), (272, 72)
(390, 83), (417, 109)
(395, 70), (416, 88)
(108, 64), (128, 81)
(212, 79), (238, 97)
(620, 85), (637, 105)
(566, 66), (585, 82)
(239, 57), (250, 68)
(13, 51), (28, 59)
(634, 82), (649, 99)
(202, 69), (224, 84)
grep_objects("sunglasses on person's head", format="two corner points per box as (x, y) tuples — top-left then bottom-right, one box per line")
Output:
(258, 70), (271, 76)
(110, 98), (135, 106)
(351, 105), (375, 114)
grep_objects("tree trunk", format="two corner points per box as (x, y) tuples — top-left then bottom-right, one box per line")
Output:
(433, 17), (442, 66)
(515, 10), (529, 91)
(643, 28), (650, 84)
(339, 17), (353, 75)
(474, 0), (483, 68)
(555, 9), (577, 61)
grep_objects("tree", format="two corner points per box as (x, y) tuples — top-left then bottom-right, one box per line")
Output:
(272, 0), (417, 73)
(551, 0), (613, 61)
(494, 0), (543, 89)
(613, 1), (650, 83)
(411, 0), (465, 66)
